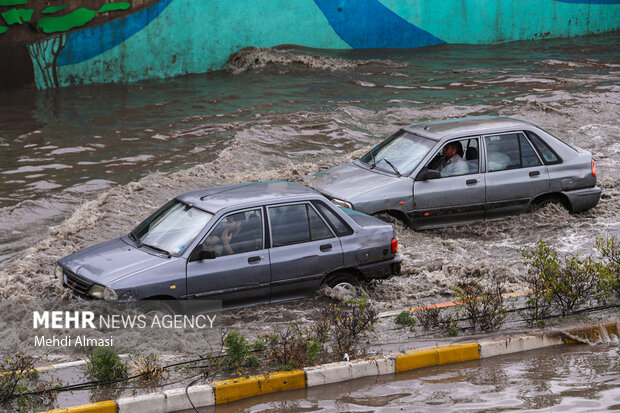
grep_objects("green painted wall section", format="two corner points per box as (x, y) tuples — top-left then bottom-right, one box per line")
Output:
(36, 7), (95, 34)
(41, 5), (68, 14)
(2, 7), (32, 24)
(379, 0), (620, 43)
(26, 0), (620, 89)
(42, 0), (349, 87)
(98, 2), (130, 13)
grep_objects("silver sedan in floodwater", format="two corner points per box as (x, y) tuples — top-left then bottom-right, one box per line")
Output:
(55, 182), (401, 308)
(312, 116), (601, 229)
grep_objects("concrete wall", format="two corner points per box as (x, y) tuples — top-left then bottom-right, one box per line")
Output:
(2, 0), (619, 89)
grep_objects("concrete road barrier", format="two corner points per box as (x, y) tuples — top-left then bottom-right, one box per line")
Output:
(39, 321), (618, 413)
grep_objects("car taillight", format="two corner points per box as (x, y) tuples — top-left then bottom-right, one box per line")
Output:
(391, 237), (398, 254)
(591, 159), (596, 178)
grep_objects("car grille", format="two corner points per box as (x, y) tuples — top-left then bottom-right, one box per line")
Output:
(64, 270), (92, 296)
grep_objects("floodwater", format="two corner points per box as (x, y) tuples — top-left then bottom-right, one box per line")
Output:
(208, 344), (620, 413)
(0, 33), (619, 319)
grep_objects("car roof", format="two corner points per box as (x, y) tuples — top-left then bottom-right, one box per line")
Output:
(403, 116), (533, 141)
(176, 181), (321, 213)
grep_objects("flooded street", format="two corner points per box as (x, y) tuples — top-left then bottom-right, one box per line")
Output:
(209, 344), (619, 412)
(0, 32), (619, 327)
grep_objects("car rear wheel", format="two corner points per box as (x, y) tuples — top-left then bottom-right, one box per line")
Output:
(325, 272), (361, 298)
(531, 196), (569, 212)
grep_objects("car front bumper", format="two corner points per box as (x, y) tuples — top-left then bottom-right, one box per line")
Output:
(356, 256), (402, 281)
(563, 186), (602, 213)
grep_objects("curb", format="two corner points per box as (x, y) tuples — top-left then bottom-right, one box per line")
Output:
(39, 320), (619, 413)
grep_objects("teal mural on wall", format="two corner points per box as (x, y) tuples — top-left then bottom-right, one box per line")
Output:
(23, 0), (620, 89)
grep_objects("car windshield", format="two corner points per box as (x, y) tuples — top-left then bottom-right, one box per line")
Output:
(130, 200), (213, 256)
(361, 131), (435, 176)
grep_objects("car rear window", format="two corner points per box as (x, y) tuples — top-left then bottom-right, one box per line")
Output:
(525, 131), (562, 165)
(313, 201), (354, 236)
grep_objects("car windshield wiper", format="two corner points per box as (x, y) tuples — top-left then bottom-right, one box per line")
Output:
(381, 158), (401, 176)
(141, 243), (171, 258)
(369, 151), (377, 169)
(128, 232), (142, 247)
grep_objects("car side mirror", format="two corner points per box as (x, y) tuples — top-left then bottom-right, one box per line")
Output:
(415, 167), (441, 181)
(190, 246), (216, 261)
(199, 250), (216, 260)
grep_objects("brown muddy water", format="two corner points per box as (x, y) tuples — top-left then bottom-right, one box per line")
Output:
(207, 344), (620, 413)
(0, 33), (619, 352)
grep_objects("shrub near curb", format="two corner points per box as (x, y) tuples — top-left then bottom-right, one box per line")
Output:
(86, 346), (127, 382)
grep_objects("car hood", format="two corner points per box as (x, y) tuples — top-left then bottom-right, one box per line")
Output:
(58, 237), (173, 286)
(312, 162), (400, 200)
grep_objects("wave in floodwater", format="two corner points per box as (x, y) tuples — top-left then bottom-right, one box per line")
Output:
(226, 46), (406, 73)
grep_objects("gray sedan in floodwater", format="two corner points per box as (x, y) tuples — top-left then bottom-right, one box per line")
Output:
(312, 116), (601, 229)
(56, 182), (401, 308)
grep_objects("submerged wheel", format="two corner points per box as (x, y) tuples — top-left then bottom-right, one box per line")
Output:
(530, 196), (569, 212)
(373, 211), (408, 226)
(325, 272), (361, 297)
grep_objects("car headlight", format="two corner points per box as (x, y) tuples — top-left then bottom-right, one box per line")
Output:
(331, 198), (353, 209)
(55, 264), (64, 284)
(88, 284), (118, 300)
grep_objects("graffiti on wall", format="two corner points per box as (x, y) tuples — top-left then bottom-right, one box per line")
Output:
(2, 0), (619, 89)
(0, 1), (130, 35)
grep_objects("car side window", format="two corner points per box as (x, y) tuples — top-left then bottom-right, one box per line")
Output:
(313, 201), (354, 236)
(203, 209), (263, 257)
(426, 137), (479, 177)
(520, 134), (543, 167)
(486, 133), (544, 172)
(269, 203), (333, 247)
(525, 130), (561, 164)
(485, 134), (521, 172)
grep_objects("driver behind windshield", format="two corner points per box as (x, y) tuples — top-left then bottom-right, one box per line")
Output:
(438, 141), (468, 177)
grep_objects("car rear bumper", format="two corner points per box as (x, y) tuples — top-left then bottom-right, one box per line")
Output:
(356, 256), (402, 280)
(563, 186), (602, 213)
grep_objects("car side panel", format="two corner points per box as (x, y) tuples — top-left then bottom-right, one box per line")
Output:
(268, 239), (343, 302)
(411, 173), (486, 229)
(185, 250), (271, 307)
(485, 166), (550, 219)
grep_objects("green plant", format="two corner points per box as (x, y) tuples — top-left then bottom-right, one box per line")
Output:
(129, 354), (167, 383)
(319, 296), (378, 358)
(265, 324), (312, 370)
(545, 255), (599, 315)
(454, 270), (508, 332)
(521, 239), (555, 325)
(447, 325), (459, 336)
(86, 346), (128, 382)
(306, 341), (321, 365)
(394, 310), (416, 327)
(224, 331), (250, 370)
(596, 237), (620, 297)
(0, 353), (59, 412)
(245, 355), (260, 368)
(252, 340), (265, 352)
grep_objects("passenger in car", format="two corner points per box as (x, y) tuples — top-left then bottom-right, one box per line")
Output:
(438, 141), (469, 177)
(205, 213), (261, 257)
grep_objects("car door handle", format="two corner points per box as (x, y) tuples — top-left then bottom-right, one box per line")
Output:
(529, 171), (540, 177)
(466, 179), (478, 185)
(248, 256), (262, 264)
(320, 244), (332, 252)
